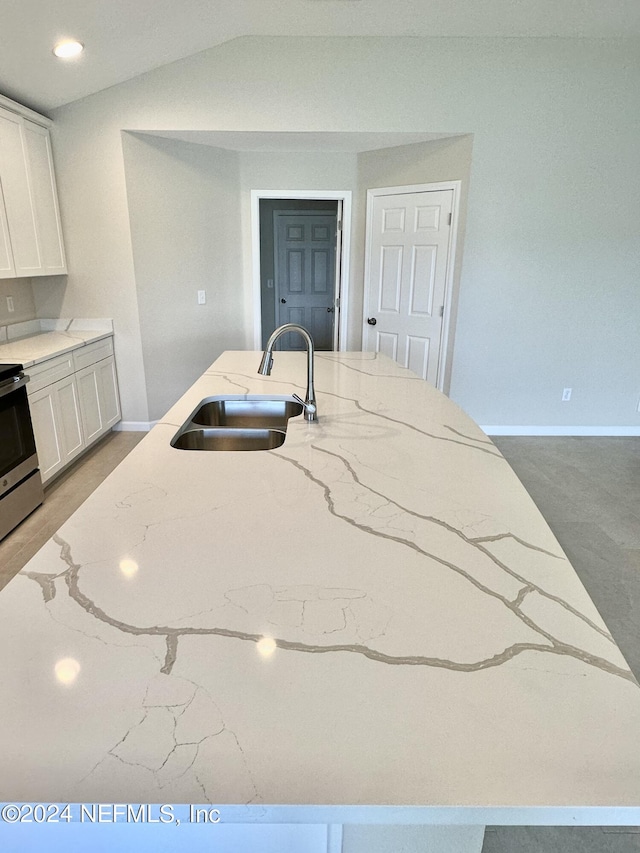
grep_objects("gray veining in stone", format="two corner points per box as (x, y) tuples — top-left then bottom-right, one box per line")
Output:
(1, 351), (640, 816)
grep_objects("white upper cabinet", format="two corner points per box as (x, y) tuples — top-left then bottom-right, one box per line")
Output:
(23, 121), (67, 274)
(0, 99), (67, 278)
(0, 106), (41, 274)
(0, 186), (16, 276)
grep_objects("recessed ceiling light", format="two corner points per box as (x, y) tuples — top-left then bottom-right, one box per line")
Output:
(53, 40), (84, 59)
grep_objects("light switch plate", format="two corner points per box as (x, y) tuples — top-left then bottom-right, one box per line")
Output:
(197, 290), (206, 305)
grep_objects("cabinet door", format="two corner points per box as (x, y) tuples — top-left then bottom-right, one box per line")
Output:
(0, 106), (41, 276)
(0, 192), (16, 277)
(97, 356), (121, 429)
(76, 363), (104, 445)
(29, 385), (65, 482)
(76, 355), (122, 444)
(23, 121), (67, 274)
(56, 374), (84, 464)
(29, 376), (84, 484)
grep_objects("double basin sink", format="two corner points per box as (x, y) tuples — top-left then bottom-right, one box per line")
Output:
(171, 396), (304, 451)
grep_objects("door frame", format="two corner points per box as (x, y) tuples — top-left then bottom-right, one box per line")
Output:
(251, 189), (352, 351)
(362, 181), (461, 391)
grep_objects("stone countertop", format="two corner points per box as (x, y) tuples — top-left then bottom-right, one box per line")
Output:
(0, 318), (113, 368)
(1, 351), (639, 822)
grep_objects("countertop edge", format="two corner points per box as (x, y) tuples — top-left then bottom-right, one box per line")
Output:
(164, 804), (640, 826)
(0, 325), (114, 369)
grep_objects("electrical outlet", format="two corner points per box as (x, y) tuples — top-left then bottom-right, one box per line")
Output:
(197, 290), (206, 305)
(562, 388), (572, 402)
(6, 296), (14, 313)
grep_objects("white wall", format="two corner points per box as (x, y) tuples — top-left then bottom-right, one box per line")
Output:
(0, 278), (36, 325)
(32, 106), (148, 422)
(38, 35), (640, 428)
(122, 133), (245, 420)
(240, 151), (357, 191)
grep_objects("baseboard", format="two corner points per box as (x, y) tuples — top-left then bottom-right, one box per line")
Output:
(481, 425), (640, 437)
(113, 420), (156, 432)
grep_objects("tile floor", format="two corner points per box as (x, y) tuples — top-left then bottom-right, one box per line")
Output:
(0, 432), (638, 849)
(484, 437), (640, 852)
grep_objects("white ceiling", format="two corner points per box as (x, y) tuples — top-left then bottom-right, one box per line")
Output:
(2, 0), (640, 115)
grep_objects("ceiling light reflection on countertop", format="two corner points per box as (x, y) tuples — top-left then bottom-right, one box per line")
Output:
(53, 40), (84, 59)
(55, 657), (81, 685)
(119, 557), (139, 579)
(256, 637), (277, 658)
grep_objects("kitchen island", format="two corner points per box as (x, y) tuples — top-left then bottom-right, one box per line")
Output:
(1, 351), (639, 850)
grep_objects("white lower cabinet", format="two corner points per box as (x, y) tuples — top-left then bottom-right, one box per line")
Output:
(76, 364), (103, 445)
(96, 357), (121, 429)
(29, 375), (84, 482)
(27, 337), (121, 485)
(76, 356), (121, 445)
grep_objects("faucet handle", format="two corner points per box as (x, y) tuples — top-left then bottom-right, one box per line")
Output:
(292, 393), (317, 415)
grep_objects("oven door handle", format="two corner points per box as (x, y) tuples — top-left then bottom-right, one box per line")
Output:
(0, 374), (29, 398)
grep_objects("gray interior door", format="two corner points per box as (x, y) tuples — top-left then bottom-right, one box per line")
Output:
(274, 211), (336, 350)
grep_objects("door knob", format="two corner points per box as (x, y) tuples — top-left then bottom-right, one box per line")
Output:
(280, 298), (287, 304)
(367, 317), (377, 326)
(327, 307), (334, 313)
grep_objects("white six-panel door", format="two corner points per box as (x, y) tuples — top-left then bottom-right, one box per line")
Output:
(363, 187), (454, 386)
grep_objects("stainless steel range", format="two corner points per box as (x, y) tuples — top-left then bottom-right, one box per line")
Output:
(0, 363), (44, 541)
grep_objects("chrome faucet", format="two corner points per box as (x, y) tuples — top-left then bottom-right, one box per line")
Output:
(258, 324), (318, 422)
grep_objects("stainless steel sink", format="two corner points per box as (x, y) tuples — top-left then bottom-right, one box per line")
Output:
(191, 396), (303, 429)
(171, 395), (303, 451)
(171, 427), (287, 452)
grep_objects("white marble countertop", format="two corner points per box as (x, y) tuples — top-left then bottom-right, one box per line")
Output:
(0, 318), (113, 368)
(1, 351), (639, 822)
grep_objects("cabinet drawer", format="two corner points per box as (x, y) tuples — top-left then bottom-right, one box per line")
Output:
(72, 337), (114, 371)
(26, 352), (74, 394)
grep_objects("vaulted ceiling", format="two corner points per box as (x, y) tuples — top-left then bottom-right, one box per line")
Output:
(2, 0), (639, 114)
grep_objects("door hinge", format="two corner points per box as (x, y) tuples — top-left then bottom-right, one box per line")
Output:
(439, 305), (445, 317)
(337, 218), (342, 231)
(448, 212), (452, 226)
